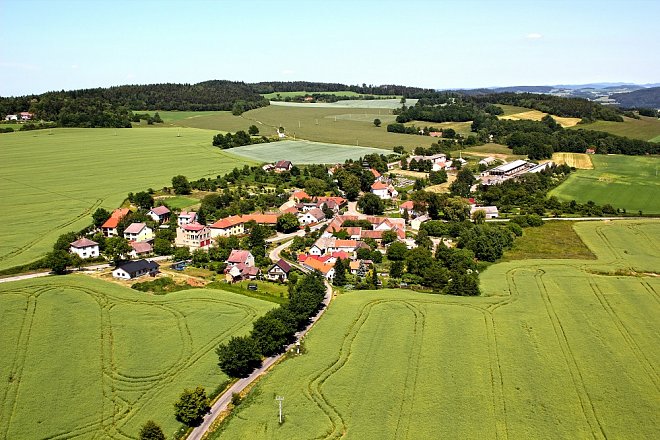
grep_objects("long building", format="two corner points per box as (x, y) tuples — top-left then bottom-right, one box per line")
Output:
(489, 159), (529, 176)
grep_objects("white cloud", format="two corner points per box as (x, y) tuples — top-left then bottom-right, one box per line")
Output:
(525, 33), (543, 40)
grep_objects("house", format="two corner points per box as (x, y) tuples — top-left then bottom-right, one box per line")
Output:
(399, 200), (415, 215)
(226, 249), (255, 268)
(274, 160), (293, 173)
(266, 258), (292, 282)
(292, 190), (311, 202)
(128, 241), (153, 259)
(101, 208), (130, 237)
(209, 215), (245, 238)
(5, 114), (17, 121)
(262, 164), (275, 172)
(175, 223), (212, 250)
(147, 206), (171, 223)
(371, 181), (391, 199)
(429, 131), (443, 137)
(410, 214), (430, 231)
(315, 196), (346, 208)
(123, 223), (154, 242)
(69, 238), (99, 259)
(242, 213), (279, 226)
(298, 208), (325, 225)
(470, 205), (499, 219)
(225, 265), (260, 282)
(177, 211), (197, 226)
(112, 259), (159, 279)
(302, 257), (335, 280)
(349, 260), (371, 276)
(328, 239), (358, 254)
(586, 148), (596, 154)
(309, 237), (336, 256)
(19, 112), (33, 121)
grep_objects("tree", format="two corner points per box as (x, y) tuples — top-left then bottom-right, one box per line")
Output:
(393, 146), (405, 154)
(304, 178), (327, 196)
(373, 118), (381, 127)
(45, 250), (70, 274)
(390, 260), (404, 278)
(173, 386), (210, 427)
(472, 209), (486, 225)
(133, 191), (154, 210)
(92, 208), (111, 228)
(276, 213), (300, 233)
(245, 222), (267, 258)
(340, 173), (361, 201)
(443, 197), (471, 222)
(216, 336), (262, 378)
(449, 167), (476, 197)
(333, 258), (347, 286)
(105, 236), (131, 265)
(153, 238), (172, 255)
(357, 193), (384, 215)
(381, 230), (398, 245)
(371, 268), (379, 289)
(248, 124), (259, 136)
(172, 175), (191, 195)
(386, 241), (408, 261)
(152, 112), (163, 123)
(429, 170), (448, 185)
(250, 313), (294, 357)
(138, 420), (165, 440)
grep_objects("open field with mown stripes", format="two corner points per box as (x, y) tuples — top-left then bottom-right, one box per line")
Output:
(211, 220), (659, 439)
(0, 275), (275, 439)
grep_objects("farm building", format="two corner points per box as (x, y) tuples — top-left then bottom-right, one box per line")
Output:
(112, 259), (159, 280)
(69, 238), (99, 259)
(266, 258), (292, 282)
(5, 114), (17, 121)
(489, 160), (529, 176)
(175, 223), (211, 250)
(528, 161), (555, 174)
(19, 112), (33, 120)
(147, 206), (170, 223)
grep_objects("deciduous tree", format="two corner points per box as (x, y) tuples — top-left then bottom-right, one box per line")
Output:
(173, 386), (210, 427)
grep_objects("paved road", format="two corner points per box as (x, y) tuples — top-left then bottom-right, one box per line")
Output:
(187, 241), (330, 440)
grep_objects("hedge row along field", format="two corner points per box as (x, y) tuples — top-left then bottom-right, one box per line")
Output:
(0, 275), (275, 439)
(550, 154), (660, 214)
(0, 128), (255, 271)
(212, 220), (659, 439)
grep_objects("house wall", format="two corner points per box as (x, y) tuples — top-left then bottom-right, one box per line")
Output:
(70, 245), (99, 259)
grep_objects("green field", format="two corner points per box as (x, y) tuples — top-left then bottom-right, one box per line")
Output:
(550, 154), (660, 213)
(570, 115), (660, 141)
(227, 140), (390, 164)
(0, 275), (275, 439)
(212, 220), (659, 439)
(155, 195), (200, 210)
(0, 128), (254, 271)
(261, 91), (367, 99)
(268, 98), (417, 109)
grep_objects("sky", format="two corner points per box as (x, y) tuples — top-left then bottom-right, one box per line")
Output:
(1, 0), (659, 96)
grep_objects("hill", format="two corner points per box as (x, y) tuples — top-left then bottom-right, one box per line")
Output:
(611, 86), (660, 108)
(250, 81), (434, 97)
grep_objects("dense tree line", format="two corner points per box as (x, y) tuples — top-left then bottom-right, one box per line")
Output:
(212, 130), (274, 149)
(250, 81), (434, 97)
(611, 86), (660, 109)
(216, 271), (326, 378)
(394, 102), (481, 123)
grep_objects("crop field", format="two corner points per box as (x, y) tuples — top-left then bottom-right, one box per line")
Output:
(550, 154), (660, 213)
(261, 91), (371, 99)
(154, 110), (257, 132)
(212, 220), (659, 439)
(499, 109), (581, 127)
(227, 140), (389, 164)
(572, 115), (660, 141)
(0, 128), (254, 271)
(551, 152), (594, 169)
(269, 98), (417, 109)
(0, 275), (275, 439)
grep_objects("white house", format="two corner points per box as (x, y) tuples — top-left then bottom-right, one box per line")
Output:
(298, 208), (325, 226)
(147, 206), (170, 223)
(371, 182), (398, 200)
(69, 238), (99, 259)
(209, 215), (245, 238)
(226, 249), (255, 268)
(266, 258), (292, 282)
(5, 114), (18, 121)
(177, 211), (197, 226)
(128, 241), (153, 259)
(470, 205), (499, 219)
(479, 156), (497, 167)
(123, 223), (154, 242)
(112, 260), (159, 279)
(175, 223), (212, 250)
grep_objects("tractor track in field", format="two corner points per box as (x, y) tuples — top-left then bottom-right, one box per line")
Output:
(587, 277), (659, 391)
(535, 270), (607, 440)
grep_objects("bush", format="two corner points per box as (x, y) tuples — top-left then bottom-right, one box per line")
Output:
(511, 214), (544, 228)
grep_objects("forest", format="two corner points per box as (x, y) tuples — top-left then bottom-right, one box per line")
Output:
(250, 81), (435, 97)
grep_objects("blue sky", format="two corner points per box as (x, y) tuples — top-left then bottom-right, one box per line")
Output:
(1, 0), (659, 96)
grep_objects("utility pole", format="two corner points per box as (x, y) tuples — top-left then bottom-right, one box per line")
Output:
(276, 396), (284, 423)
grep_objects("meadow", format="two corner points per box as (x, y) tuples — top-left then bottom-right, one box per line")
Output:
(268, 98), (417, 109)
(0, 128), (254, 271)
(550, 154), (660, 213)
(227, 140), (390, 164)
(211, 220), (659, 439)
(0, 275), (275, 439)
(571, 115), (660, 141)
(261, 91), (370, 99)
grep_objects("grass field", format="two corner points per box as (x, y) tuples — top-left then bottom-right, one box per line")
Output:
(550, 154), (660, 213)
(261, 91), (371, 99)
(0, 275), (275, 439)
(268, 98), (417, 109)
(0, 128), (254, 271)
(501, 221), (596, 261)
(226, 140), (390, 164)
(571, 115), (660, 141)
(551, 152), (594, 169)
(211, 220), (659, 439)
(154, 195), (200, 210)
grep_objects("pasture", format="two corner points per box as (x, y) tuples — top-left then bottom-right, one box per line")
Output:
(211, 220), (659, 439)
(226, 140), (390, 164)
(0, 128), (254, 271)
(571, 115), (660, 141)
(550, 154), (660, 213)
(0, 275), (275, 439)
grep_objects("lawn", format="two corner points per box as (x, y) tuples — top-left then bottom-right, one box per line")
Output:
(571, 115), (660, 141)
(549, 154), (660, 213)
(155, 195), (200, 210)
(211, 220), (659, 439)
(226, 140), (392, 164)
(0, 128), (254, 271)
(0, 275), (275, 439)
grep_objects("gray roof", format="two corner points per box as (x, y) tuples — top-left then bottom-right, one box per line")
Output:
(115, 259), (159, 274)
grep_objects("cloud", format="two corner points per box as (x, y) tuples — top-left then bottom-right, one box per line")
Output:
(525, 33), (543, 40)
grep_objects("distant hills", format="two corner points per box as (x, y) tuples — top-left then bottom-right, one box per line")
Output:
(611, 87), (660, 109)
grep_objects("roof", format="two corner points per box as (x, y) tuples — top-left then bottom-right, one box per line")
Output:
(470, 205), (499, 214)
(370, 168), (381, 178)
(181, 222), (206, 232)
(334, 239), (357, 248)
(124, 222), (147, 234)
(227, 249), (252, 264)
(360, 230), (384, 239)
(282, 206), (299, 215)
(303, 257), (334, 274)
(292, 190), (311, 201)
(70, 238), (98, 248)
(115, 259), (159, 274)
(150, 206), (170, 216)
(371, 181), (388, 190)
(492, 159), (528, 173)
(400, 200), (414, 210)
(210, 215), (244, 229)
(315, 196), (346, 206)
(101, 208), (130, 229)
(242, 213), (279, 225)
(130, 241), (153, 253)
(330, 251), (350, 260)
(275, 160), (292, 168)
(307, 208), (325, 221)
(179, 210), (197, 219)
(344, 227), (362, 236)
(271, 258), (292, 273)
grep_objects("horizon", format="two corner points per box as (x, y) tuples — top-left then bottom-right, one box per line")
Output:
(2, 0), (660, 96)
